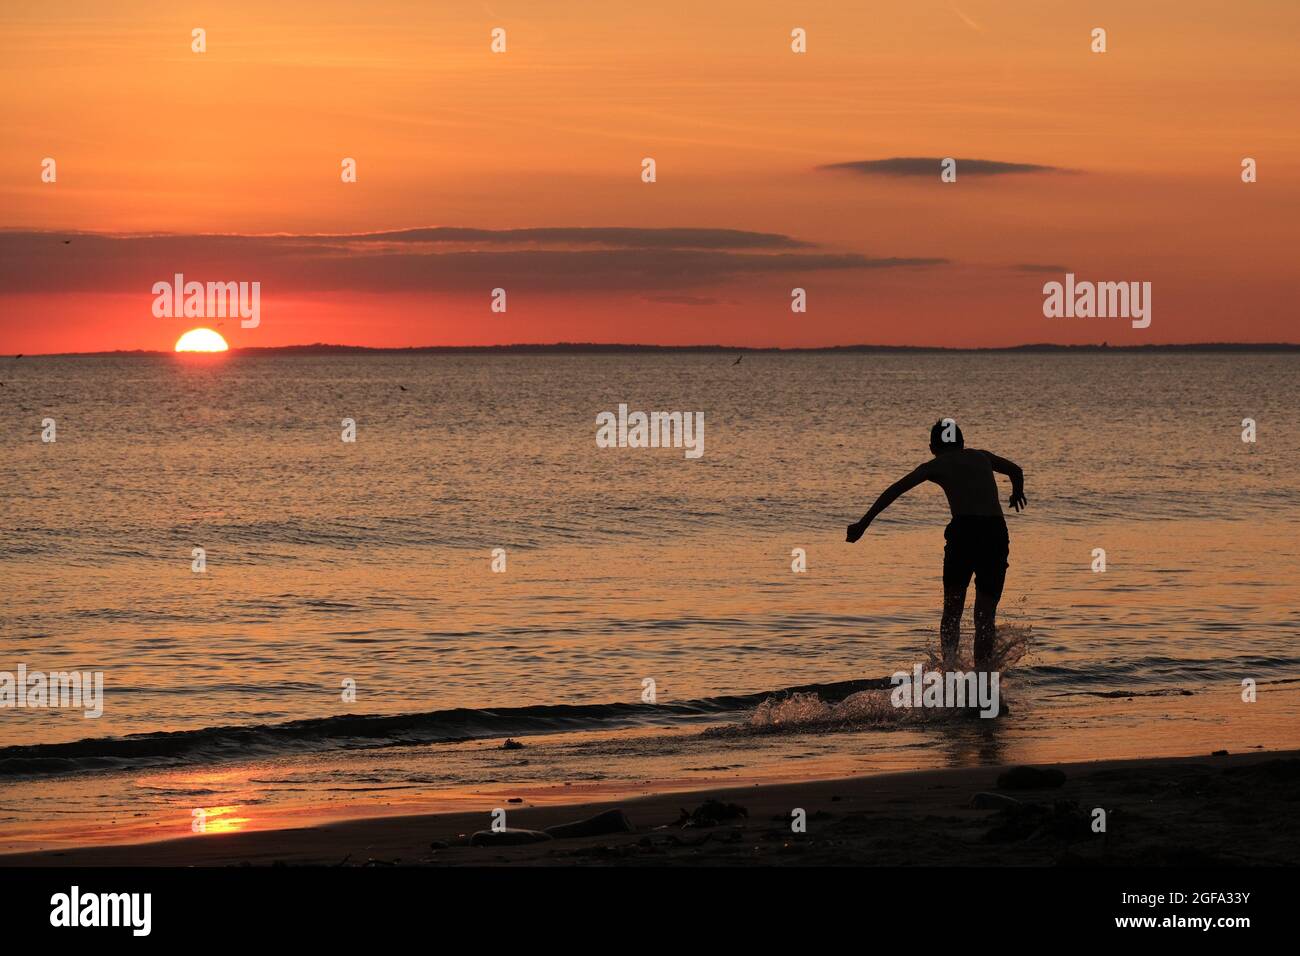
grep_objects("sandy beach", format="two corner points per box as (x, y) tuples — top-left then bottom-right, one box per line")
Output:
(6, 749), (1296, 868)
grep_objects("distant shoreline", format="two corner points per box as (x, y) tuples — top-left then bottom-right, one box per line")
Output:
(16, 341), (1300, 358)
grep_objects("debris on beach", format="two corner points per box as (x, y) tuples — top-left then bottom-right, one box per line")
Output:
(675, 799), (748, 828)
(545, 808), (635, 839)
(501, 738), (524, 750)
(769, 809), (834, 822)
(969, 791), (1022, 810)
(983, 800), (1091, 844)
(996, 766), (1066, 790)
(468, 828), (553, 846)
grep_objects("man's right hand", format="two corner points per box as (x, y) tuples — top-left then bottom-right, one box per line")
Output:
(846, 521), (867, 543)
(1009, 491), (1027, 512)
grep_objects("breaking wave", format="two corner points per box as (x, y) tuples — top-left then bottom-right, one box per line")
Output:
(710, 623), (1035, 737)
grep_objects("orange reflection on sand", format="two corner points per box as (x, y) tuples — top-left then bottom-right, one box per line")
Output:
(196, 805), (251, 835)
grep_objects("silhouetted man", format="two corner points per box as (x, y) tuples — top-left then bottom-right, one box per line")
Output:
(846, 420), (1026, 668)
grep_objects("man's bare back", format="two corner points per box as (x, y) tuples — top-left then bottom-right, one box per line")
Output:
(921, 448), (1017, 518)
(844, 446), (1024, 539)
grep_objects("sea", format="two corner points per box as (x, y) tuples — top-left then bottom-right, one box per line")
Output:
(2, 351), (1298, 850)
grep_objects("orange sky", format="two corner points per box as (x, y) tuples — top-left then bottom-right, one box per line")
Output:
(1, 0), (1297, 353)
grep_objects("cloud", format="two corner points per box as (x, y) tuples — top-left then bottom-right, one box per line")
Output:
(0, 228), (948, 294)
(644, 294), (723, 306)
(1011, 263), (1069, 274)
(330, 227), (815, 250)
(949, 3), (985, 33)
(820, 157), (1062, 177)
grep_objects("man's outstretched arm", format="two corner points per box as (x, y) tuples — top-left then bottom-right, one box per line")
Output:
(983, 451), (1027, 512)
(846, 463), (933, 543)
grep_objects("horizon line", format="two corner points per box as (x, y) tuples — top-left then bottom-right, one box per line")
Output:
(10, 341), (1300, 358)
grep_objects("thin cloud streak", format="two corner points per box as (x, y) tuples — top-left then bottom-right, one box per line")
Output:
(0, 228), (949, 294)
(820, 157), (1063, 177)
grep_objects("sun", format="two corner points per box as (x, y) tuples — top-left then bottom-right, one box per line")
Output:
(174, 328), (229, 352)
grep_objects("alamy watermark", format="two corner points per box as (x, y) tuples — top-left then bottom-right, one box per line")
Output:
(891, 664), (1001, 718)
(1042, 273), (1150, 329)
(152, 273), (260, 328)
(0, 665), (103, 718)
(595, 404), (704, 459)
(50, 886), (150, 936)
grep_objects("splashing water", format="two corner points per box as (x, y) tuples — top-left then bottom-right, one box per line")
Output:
(713, 622), (1036, 737)
(924, 620), (1035, 674)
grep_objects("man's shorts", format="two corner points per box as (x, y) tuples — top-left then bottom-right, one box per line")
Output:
(943, 515), (1010, 601)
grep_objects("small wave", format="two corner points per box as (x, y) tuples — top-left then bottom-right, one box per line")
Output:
(0, 677), (887, 780)
(710, 624), (1034, 738)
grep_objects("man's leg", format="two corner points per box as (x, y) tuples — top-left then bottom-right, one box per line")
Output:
(941, 522), (973, 664)
(940, 584), (967, 663)
(972, 591), (999, 669)
(972, 522), (1009, 670)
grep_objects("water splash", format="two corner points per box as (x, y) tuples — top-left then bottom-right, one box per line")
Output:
(712, 622), (1035, 737)
(924, 621), (1034, 674)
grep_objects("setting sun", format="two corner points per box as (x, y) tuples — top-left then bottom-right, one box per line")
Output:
(174, 328), (229, 352)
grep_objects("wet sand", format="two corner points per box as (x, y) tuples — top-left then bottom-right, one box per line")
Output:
(6, 748), (1297, 867)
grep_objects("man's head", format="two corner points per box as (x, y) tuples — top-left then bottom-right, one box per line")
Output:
(930, 419), (964, 456)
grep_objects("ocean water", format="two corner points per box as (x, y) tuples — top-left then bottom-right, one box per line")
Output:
(2, 352), (1299, 849)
